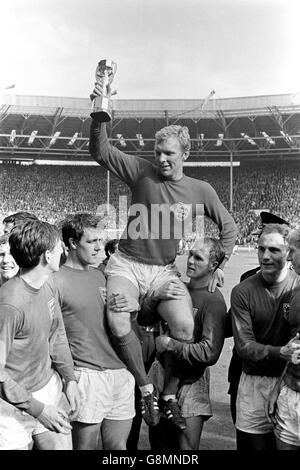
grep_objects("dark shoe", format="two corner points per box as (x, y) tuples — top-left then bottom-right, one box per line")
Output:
(163, 399), (186, 430)
(140, 389), (160, 427)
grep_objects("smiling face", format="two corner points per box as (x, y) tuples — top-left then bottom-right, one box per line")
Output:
(0, 242), (19, 280)
(154, 136), (188, 181)
(258, 232), (288, 280)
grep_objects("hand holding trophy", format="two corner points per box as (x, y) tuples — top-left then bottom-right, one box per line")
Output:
(90, 59), (117, 122)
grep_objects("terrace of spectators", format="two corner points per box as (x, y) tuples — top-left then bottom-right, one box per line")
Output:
(0, 160), (299, 241)
(0, 93), (299, 241)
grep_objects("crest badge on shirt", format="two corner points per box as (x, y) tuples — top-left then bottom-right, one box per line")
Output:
(173, 202), (191, 221)
(99, 287), (107, 304)
(282, 303), (290, 321)
(193, 307), (198, 317)
(47, 297), (56, 321)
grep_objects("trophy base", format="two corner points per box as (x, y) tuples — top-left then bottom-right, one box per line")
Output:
(90, 110), (112, 122)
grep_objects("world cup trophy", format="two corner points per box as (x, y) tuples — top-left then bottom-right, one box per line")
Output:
(90, 59), (117, 122)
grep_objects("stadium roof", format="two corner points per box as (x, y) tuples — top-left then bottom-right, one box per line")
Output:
(0, 93), (299, 161)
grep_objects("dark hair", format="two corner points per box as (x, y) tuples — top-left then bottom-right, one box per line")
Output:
(204, 237), (226, 271)
(3, 211), (38, 225)
(9, 220), (60, 268)
(61, 213), (101, 248)
(104, 239), (118, 258)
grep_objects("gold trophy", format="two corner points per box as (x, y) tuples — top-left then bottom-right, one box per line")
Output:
(90, 59), (117, 122)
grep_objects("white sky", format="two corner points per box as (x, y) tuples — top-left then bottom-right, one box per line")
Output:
(1, 0), (299, 100)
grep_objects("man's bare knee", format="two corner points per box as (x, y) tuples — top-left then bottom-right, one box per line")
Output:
(107, 310), (131, 337)
(182, 317), (194, 338)
(160, 305), (194, 340)
(105, 439), (126, 450)
(170, 322), (194, 340)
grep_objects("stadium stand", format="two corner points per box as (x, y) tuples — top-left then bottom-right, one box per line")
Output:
(0, 93), (299, 241)
(1, 93), (300, 160)
(0, 160), (299, 241)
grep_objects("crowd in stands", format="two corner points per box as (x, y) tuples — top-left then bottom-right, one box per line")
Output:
(0, 161), (299, 242)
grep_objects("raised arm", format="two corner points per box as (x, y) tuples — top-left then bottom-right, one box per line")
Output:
(201, 182), (237, 268)
(89, 120), (152, 185)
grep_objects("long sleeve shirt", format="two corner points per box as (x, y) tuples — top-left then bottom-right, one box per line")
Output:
(89, 121), (237, 267)
(140, 284), (227, 385)
(231, 271), (299, 377)
(0, 275), (75, 418)
(168, 286), (227, 384)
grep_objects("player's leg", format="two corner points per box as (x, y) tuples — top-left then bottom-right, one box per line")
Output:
(105, 251), (160, 427)
(101, 419), (133, 450)
(71, 368), (119, 450)
(157, 284), (194, 341)
(236, 372), (276, 451)
(228, 349), (251, 449)
(101, 368), (135, 449)
(177, 371), (211, 449)
(178, 416), (204, 450)
(157, 292), (194, 400)
(0, 404), (33, 450)
(31, 371), (73, 450)
(0, 397), (37, 450)
(127, 326), (158, 450)
(106, 275), (152, 390)
(33, 429), (73, 450)
(71, 422), (101, 450)
(157, 283), (194, 398)
(106, 255), (161, 428)
(156, 287), (194, 430)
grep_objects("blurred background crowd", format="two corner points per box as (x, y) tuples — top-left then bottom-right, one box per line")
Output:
(0, 160), (299, 244)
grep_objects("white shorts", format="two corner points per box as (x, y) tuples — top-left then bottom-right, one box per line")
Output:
(236, 371), (278, 434)
(274, 382), (300, 447)
(148, 360), (212, 419)
(74, 367), (135, 423)
(105, 251), (181, 297)
(0, 371), (71, 450)
(178, 368), (212, 420)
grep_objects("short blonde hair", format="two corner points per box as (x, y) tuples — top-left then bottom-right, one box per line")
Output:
(155, 125), (191, 153)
